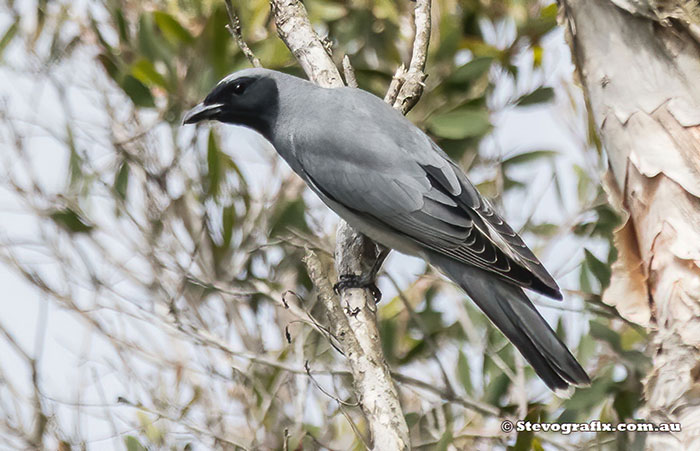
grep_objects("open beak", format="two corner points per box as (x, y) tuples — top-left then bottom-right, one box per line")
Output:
(182, 102), (224, 125)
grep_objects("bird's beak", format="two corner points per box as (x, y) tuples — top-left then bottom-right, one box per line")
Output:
(182, 102), (224, 125)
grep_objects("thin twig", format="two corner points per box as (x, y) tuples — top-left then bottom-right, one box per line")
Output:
(392, 0), (432, 114)
(342, 55), (358, 88)
(384, 64), (406, 104)
(392, 372), (501, 417)
(224, 0), (262, 68)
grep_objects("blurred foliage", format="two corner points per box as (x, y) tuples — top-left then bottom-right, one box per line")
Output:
(0, 0), (649, 449)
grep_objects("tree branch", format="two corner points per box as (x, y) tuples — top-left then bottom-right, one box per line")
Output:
(390, 0), (432, 114)
(303, 249), (409, 449)
(270, 1), (410, 449)
(270, 0), (344, 88)
(224, 0), (262, 68)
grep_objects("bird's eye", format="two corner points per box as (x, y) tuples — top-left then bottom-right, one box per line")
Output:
(232, 82), (246, 95)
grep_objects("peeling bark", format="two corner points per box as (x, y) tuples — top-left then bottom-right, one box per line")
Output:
(562, 0), (700, 448)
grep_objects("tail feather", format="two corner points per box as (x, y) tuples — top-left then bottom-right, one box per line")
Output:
(428, 252), (590, 391)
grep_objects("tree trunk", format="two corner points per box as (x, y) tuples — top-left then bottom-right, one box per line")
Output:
(562, 1), (700, 448)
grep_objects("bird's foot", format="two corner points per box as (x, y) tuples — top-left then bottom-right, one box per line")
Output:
(333, 274), (382, 303)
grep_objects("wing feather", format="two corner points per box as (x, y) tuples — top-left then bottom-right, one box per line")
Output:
(292, 110), (561, 298)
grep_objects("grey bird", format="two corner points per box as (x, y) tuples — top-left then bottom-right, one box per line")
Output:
(184, 68), (590, 391)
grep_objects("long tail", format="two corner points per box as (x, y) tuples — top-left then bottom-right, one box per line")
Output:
(427, 252), (590, 391)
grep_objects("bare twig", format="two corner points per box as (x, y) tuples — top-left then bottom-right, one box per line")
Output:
(384, 63), (407, 104)
(342, 55), (358, 88)
(391, 0), (432, 114)
(392, 372), (501, 417)
(224, 0), (262, 68)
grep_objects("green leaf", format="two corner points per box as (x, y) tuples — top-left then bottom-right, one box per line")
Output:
(484, 372), (510, 406)
(528, 222), (558, 237)
(153, 11), (195, 46)
(131, 59), (168, 89)
(579, 262), (593, 294)
(457, 351), (472, 392)
(307, 0), (347, 21)
(427, 108), (491, 140)
(0, 18), (19, 59)
(124, 436), (147, 451)
(574, 164), (590, 203)
(113, 7), (129, 45)
(516, 87), (554, 106)
(435, 428), (453, 451)
(512, 426), (534, 451)
(584, 249), (611, 288)
(503, 175), (526, 191)
(138, 13), (161, 61)
(96, 53), (121, 81)
(404, 412), (420, 429)
(270, 199), (309, 237)
(114, 161), (130, 200)
(207, 129), (222, 197)
(614, 389), (641, 420)
(379, 318), (398, 364)
(447, 56), (493, 86)
(589, 320), (621, 353)
(222, 204), (235, 248)
(49, 208), (93, 233)
(519, 4), (558, 39)
(501, 150), (557, 168)
(120, 75), (155, 107)
(90, 17), (113, 53)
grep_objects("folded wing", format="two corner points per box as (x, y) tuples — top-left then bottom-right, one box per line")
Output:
(298, 137), (562, 299)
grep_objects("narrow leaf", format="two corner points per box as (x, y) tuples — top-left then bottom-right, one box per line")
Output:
(131, 59), (168, 89)
(124, 436), (147, 451)
(516, 87), (554, 106)
(153, 11), (195, 45)
(207, 129), (221, 197)
(0, 19), (19, 58)
(446, 56), (493, 86)
(222, 204), (235, 248)
(114, 161), (130, 200)
(501, 150), (557, 168)
(584, 249), (611, 288)
(49, 208), (93, 233)
(120, 75), (155, 107)
(457, 351), (472, 392)
(427, 108), (491, 140)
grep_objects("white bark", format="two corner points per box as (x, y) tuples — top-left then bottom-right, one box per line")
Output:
(562, 0), (700, 448)
(270, 1), (413, 449)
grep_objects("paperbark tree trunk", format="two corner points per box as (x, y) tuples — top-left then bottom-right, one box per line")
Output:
(561, 1), (700, 449)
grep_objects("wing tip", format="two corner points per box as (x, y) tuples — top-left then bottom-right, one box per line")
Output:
(529, 279), (564, 301)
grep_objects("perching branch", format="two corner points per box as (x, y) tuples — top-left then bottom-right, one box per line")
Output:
(269, 1), (410, 449)
(303, 249), (409, 450)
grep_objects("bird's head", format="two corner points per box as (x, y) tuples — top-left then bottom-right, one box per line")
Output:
(183, 68), (280, 138)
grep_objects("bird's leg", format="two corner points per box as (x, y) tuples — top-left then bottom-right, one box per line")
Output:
(334, 245), (390, 303)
